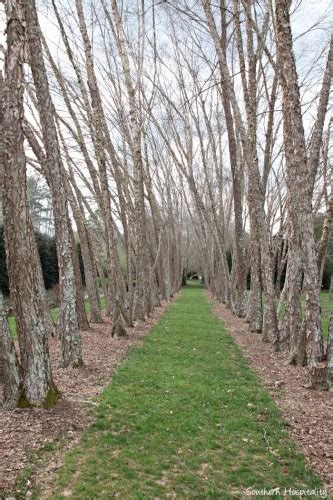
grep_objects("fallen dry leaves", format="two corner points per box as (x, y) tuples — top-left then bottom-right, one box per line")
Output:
(0, 298), (175, 496)
(210, 292), (333, 495)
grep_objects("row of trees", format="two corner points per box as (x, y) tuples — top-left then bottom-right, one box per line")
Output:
(0, 0), (332, 408)
(162, 0), (332, 388)
(0, 0), (185, 408)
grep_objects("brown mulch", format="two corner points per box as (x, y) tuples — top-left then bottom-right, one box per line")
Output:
(209, 292), (333, 494)
(0, 298), (175, 496)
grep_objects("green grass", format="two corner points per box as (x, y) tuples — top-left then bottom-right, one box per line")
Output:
(7, 297), (106, 338)
(46, 282), (322, 499)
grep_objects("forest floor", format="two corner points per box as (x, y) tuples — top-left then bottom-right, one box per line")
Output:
(15, 282), (328, 499)
(0, 298), (174, 498)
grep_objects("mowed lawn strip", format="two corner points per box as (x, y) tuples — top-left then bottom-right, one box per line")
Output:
(50, 283), (322, 499)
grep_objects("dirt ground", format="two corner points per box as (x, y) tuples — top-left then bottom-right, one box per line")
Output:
(210, 293), (333, 495)
(0, 298), (174, 497)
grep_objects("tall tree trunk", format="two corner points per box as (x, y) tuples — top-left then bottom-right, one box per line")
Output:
(275, 0), (325, 373)
(202, 0), (278, 342)
(60, 133), (103, 325)
(2, 0), (58, 406)
(221, 0), (246, 317)
(108, 0), (149, 321)
(281, 116), (305, 364)
(24, 0), (82, 367)
(73, 209), (102, 324)
(75, 0), (128, 336)
(327, 311), (333, 387)
(70, 227), (89, 331)
(0, 69), (21, 408)
(246, 220), (263, 333)
(317, 144), (333, 279)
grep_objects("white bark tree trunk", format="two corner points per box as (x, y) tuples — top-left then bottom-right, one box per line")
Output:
(2, 0), (58, 406)
(24, 0), (82, 368)
(275, 0), (326, 374)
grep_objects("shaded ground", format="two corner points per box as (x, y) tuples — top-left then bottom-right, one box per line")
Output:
(211, 294), (333, 494)
(35, 283), (323, 498)
(0, 300), (173, 497)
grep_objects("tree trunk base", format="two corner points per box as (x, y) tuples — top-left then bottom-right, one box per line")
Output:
(0, 317), (21, 408)
(306, 363), (330, 391)
(89, 313), (104, 324)
(111, 313), (128, 338)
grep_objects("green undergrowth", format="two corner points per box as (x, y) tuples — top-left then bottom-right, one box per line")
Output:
(44, 282), (322, 499)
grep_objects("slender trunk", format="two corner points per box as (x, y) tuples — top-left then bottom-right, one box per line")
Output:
(75, 0), (128, 335)
(70, 227), (89, 331)
(221, 0), (246, 316)
(246, 221), (263, 333)
(109, 0), (149, 320)
(59, 132), (103, 325)
(317, 155), (333, 279)
(327, 311), (333, 387)
(74, 213), (102, 323)
(24, 0), (82, 368)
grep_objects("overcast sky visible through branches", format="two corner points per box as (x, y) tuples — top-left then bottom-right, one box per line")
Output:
(0, 0), (331, 233)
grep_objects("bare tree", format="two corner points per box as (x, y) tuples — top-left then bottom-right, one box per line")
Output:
(1, 0), (57, 406)
(24, 0), (83, 367)
(275, 1), (332, 388)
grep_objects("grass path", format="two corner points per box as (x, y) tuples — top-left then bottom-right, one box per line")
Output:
(47, 283), (322, 499)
